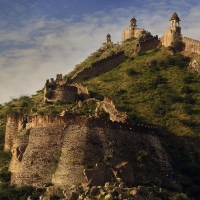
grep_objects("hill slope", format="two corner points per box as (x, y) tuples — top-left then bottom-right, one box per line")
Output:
(0, 37), (200, 199)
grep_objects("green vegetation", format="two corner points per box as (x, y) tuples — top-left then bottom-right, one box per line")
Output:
(64, 36), (137, 80)
(80, 47), (200, 198)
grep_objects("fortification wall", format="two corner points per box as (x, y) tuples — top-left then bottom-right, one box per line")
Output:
(133, 35), (160, 53)
(71, 51), (126, 83)
(182, 37), (200, 54)
(5, 113), (179, 188)
(139, 35), (160, 52)
(44, 74), (78, 103)
(5, 113), (23, 151)
(53, 85), (77, 102)
(122, 28), (145, 41)
(45, 84), (78, 102)
(162, 27), (181, 47)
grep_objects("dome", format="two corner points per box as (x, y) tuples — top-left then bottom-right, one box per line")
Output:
(106, 33), (111, 37)
(130, 17), (137, 22)
(170, 13), (181, 21)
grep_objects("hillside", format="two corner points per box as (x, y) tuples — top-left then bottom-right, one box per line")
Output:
(0, 35), (200, 199)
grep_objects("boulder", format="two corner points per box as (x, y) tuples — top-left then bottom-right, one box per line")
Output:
(89, 171), (106, 186)
(129, 189), (139, 196)
(90, 186), (99, 196)
(105, 193), (112, 199)
(99, 187), (108, 196)
(46, 186), (59, 196)
(83, 163), (108, 186)
(63, 189), (79, 200)
(118, 192), (130, 200)
(112, 162), (136, 186)
(137, 185), (148, 195)
(104, 182), (110, 188)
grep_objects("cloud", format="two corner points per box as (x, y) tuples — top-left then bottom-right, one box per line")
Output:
(0, 1), (200, 104)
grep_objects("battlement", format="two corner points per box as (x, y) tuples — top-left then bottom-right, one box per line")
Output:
(44, 74), (78, 102)
(70, 51), (126, 82)
(133, 35), (160, 53)
(6, 113), (157, 137)
(182, 37), (200, 54)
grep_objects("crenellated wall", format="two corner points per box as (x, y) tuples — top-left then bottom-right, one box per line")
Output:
(44, 74), (78, 102)
(70, 51), (126, 82)
(182, 37), (200, 54)
(133, 35), (160, 53)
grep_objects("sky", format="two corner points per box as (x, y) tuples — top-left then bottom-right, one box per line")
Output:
(0, 0), (200, 104)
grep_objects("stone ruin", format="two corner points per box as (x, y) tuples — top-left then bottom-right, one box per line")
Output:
(44, 74), (78, 102)
(133, 35), (160, 54)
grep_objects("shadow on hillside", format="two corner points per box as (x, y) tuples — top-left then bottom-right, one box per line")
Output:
(157, 127), (200, 199)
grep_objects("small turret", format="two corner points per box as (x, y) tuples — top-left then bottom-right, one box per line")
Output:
(106, 33), (111, 43)
(170, 12), (181, 27)
(162, 13), (182, 47)
(129, 17), (137, 29)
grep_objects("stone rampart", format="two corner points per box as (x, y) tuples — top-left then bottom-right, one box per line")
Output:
(123, 28), (145, 41)
(134, 35), (160, 53)
(5, 113), (157, 137)
(5, 113), (180, 189)
(44, 74), (78, 102)
(70, 51), (126, 82)
(182, 37), (200, 54)
(4, 113), (23, 151)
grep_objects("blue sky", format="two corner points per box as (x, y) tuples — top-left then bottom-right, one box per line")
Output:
(0, 0), (200, 104)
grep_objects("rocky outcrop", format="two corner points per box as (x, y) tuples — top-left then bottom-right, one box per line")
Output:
(95, 97), (127, 122)
(189, 59), (200, 74)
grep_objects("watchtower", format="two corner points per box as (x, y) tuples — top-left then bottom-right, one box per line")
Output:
(162, 13), (182, 47)
(106, 33), (112, 43)
(122, 17), (146, 41)
(170, 12), (181, 28)
(130, 17), (137, 29)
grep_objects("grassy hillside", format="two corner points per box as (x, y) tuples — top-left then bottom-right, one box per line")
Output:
(0, 37), (200, 199)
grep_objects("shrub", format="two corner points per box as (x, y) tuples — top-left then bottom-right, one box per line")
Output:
(181, 86), (193, 94)
(45, 89), (53, 99)
(0, 170), (11, 182)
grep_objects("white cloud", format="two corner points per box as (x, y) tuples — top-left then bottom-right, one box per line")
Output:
(0, 1), (200, 104)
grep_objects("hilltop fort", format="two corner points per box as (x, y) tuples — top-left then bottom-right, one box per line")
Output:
(3, 13), (200, 197)
(43, 13), (200, 103)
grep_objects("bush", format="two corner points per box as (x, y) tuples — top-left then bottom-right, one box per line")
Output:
(126, 68), (137, 76)
(181, 86), (193, 94)
(45, 89), (53, 99)
(0, 170), (11, 182)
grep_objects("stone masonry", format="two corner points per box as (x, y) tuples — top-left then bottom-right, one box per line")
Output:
(70, 51), (126, 83)
(133, 35), (160, 54)
(44, 74), (78, 102)
(5, 113), (180, 189)
(122, 17), (148, 41)
(161, 13), (200, 54)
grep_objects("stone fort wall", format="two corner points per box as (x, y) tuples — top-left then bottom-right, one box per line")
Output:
(122, 28), (145, 41)
(5, 113), (157, 152)
(44, 75), (78, 103)
(70, 51), (126, 83)
(182, 37), (200, 54)
(133, 35), (160, 53)
(4, 113), (179, 189)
